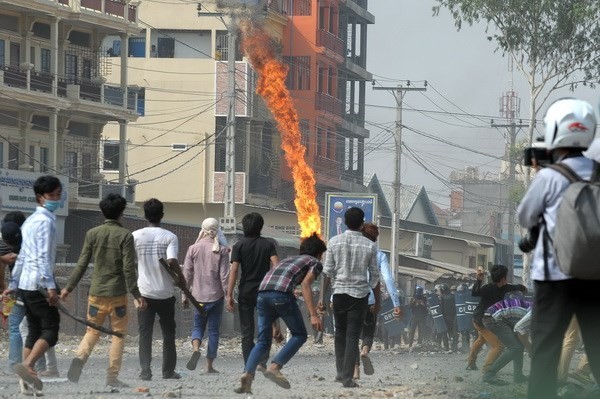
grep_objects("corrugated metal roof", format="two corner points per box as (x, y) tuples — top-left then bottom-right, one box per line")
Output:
(399, 254), (476, 277)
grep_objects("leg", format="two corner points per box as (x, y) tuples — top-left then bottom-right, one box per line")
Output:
(483, 318), (524, 382)
(479, 326), (504, 373)
(137, 297), (157, 380)
(332, 294), (349, 380)
(244, 294), (277, 374)
(408, 319), (417, 347)
(238, 297), (257, 366)
(336, 294), (368, 387)
(43, 347), (59, 375)
(467, 322), (486, 368)
(360, 311), (376, 375)
(75, 296), (108, 363)
(156, 297), (177, 378)
(528, 281), (572, 399)
(557, 316), (579, 383)
(8, 302), (26, 372)
(572, 280), (600, 389)
(187, 304), (208, 371)
(205, 298), (224, 372)
(106, 295), (129, 382)
(270, 294), (307, 368)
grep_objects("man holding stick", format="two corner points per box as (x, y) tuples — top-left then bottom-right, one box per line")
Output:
(61, 193), (147, 388)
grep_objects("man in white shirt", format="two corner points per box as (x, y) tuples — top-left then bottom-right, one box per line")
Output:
(133, 198), (184, 381)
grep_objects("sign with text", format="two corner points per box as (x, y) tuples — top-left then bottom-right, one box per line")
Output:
(455, 291), (477, 332)
(380, 297), (410, 337)
(426, 293), (447, 333)
(0, 169), (69, 217)
(325, 193), (377, 240)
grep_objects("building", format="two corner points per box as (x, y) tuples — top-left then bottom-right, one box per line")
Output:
(0, 0), (141, 251)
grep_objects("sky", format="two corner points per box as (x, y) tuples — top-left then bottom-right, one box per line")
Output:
(364, 0), (599, 209)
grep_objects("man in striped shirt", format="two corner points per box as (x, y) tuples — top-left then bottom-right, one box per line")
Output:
(3, 175), (63, 393)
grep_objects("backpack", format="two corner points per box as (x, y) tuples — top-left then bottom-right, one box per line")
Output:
(544, 161), (600, 280)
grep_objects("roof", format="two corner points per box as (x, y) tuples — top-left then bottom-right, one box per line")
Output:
(381, 183), (439, 225)
(399, 254), (476, 277)
(396, 266), (446, 283)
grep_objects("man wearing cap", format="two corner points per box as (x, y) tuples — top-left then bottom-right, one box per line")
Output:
(133, 198), (184, 381)
(183, 218), (230, 373)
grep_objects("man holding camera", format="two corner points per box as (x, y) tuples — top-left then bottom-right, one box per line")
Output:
(517, 98), (600, 399)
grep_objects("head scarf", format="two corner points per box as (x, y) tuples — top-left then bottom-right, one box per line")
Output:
(196, 217), (220, 253)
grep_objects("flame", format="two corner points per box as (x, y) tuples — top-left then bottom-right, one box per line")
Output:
(241, 22), (321, 238)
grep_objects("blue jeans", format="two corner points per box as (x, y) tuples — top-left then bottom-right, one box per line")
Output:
(192, 297), (224, 359)
(8, 301), (25, 372)
(244, 291), (307, 374)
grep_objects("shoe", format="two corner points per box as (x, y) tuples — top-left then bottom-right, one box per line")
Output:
(466, 363), (478, 371)
(38, 369), (60, 378)
(483, 376), (509, 386)
(233, 373), (253, 394)
(163, 372), (181, 380)
(186, 351), (201, 371)
(139, 372), (152, 381)
(361, 354), (374, 376)
(106, 377), (129, 388)
(67, 358), (84, 383)
(14, 364), (43, 391)
(334, 376), (343, 382)
(514, 374), (528, 384)
(343, 380), (359, 388)
(264, 369), (291, 389)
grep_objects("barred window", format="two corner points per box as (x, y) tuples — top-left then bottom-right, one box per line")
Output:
(282, 0), (311, 16)
(284, 56), (310, 90)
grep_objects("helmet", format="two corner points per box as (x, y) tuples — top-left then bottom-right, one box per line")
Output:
(415, 285), (424, 296)
(544, 98), (596, 150)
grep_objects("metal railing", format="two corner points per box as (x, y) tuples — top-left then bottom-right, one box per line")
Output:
(317, 29), (344, 56)
(315, 92), (342, 116)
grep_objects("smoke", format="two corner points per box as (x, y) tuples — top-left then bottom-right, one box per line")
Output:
(241, 21), (321, 237)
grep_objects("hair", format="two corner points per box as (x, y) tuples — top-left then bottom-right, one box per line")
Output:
(242, 212), (264, 237)
(344, 207), (365, 230)
(3, 211), (26, 227)
(33, 175), (62, 198)
(143, 198), (164, 224)
(99, 193), (127, 220)
(299, 233), (327, 258)
(361, 222), (379, 242)
(490, 264), (508, 283)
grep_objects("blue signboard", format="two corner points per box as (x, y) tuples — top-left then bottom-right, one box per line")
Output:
(380, 297), (410, 337)
(426, 293), (447, 333)
(325, 193), (377, 240)
(455, 291), (477, 332)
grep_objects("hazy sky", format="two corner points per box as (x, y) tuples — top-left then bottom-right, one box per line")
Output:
(365, 1), (599, 209)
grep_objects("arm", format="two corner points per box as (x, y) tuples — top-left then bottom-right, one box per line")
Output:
(63, 232), (93, 298)
(517, 171), (551, 229)
(219, 248), (230, 296)
(166, 234), (184, 286)
(270, 255), (279, 270)
(226, 261), (239, 312)
(367, 245), (380, 290)
(122, 234), (142, 299)
(301, 269), (322, 331)
(182, 246), (194, 291)
(378, 251), (400, 308)
(317, 274), (331, 315)
(371, 281), (381, 315)
(471, 279), (483, 297)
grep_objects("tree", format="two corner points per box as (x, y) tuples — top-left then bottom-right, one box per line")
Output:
(433, 0), (600, 286)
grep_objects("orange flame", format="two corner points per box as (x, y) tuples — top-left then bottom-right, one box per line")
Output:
(241, 23), (321, 238)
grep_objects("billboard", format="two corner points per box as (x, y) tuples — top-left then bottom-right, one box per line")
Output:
(325, 193), (377, 240)
(0, 169), (69, 217)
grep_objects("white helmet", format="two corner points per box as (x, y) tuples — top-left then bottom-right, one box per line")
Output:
(543, 98), (596, 150)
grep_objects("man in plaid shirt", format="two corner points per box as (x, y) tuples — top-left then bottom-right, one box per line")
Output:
(234, 234), (326, 394)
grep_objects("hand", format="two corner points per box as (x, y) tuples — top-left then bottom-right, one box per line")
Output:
(393, 307), (402, 319)
(476, 268), (484, 281)
(47, 289), (59, 307)
(0, 253), (17, 264)
(272, 325), (284, 344)
(371, 302), (381, 316)
(2, 289), (13, 300)
(135, 297), (148, 311)
(60, 288), (70, 300)
(316, 301), (327, 317)
(226, 295), (235, 313)
(310, 315), (323, 331)
(182, 297), (189, 309)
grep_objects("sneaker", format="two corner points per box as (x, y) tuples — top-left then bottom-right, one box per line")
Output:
(14, 364), (43, 391)
(361, 355), (374, 376)
(264, 369), (291, 389)
(343, 380), (359, 388)
(139, 372), (152, 381)
(186, 351), (201, 371)
(67, 358), (84, 383)
(106, 377), (129, 388)
(163, 372), (181, 380)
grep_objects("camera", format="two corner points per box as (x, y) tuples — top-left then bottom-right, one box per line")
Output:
(518, 225), (540, 253)
(523, 139), (550, 168)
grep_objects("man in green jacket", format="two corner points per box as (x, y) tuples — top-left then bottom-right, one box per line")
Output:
(61, 193), (147, 387)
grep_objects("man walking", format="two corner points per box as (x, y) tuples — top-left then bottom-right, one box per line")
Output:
(133, 198), (183, 381)
(183, 218), (230, 373)
(3, 176), (63, 393)
(226, 212), (278, 369)
(318, 207), (380, 388)
(61, 193), (147, 388)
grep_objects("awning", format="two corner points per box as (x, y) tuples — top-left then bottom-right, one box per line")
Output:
(259, 225), (301, 249)
(399, 254), (476, 277)
(396, 266), (445, 283)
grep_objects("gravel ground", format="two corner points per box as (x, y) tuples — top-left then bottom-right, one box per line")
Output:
(0, 329), (545, 399)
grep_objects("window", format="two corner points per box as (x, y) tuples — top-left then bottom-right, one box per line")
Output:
(68, 31), (91, 47)
(0, 142), (3, 168)
(283, 0), (311, 16)
(477, 254), (487, 268)
(300, 119), (310, 154)
(0, 14), (19, 32)
(29, 145), (34, 168)
(32, 22), (51, 39)
(284, 56), (310, 90)
(9, 42), (20, 68)
(157, 37), (174, 58)
(137, 87), (145, 116)
(0, 40), (4, 66)
(328, 67), (334, 95)
(103, 141), (120, 171)
(82, 59), (92, 80)
(31, 115), (49, 131)
(65, 151), (78, 178)
(0, 109), (18, 127)
(65, 54), (77, 83)
(40, 147), (49, 172)
(41, 49), (50, 73)
(8, 142), (18, 170)
(69, 121), (89, 137)
(30, 47), (35, 68)
(128, 37), (146, 57)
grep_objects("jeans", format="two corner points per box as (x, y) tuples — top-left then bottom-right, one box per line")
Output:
(238, 294), (269, 367)
(332, 293), (368, 385)
(244, 291), (307, 374)
(8, 301), (25, 372)
(75, 295), (129, 378)
(528, 280), (600, 399)
(138, 296), (176, 378)
(482, 316), (524, 379)
(192, 297), (224, 360)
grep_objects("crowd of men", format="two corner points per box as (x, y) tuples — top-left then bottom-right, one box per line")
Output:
(1, 98), (600, 399)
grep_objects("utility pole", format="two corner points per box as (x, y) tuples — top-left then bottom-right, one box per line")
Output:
(492, 91), (527, 283)
(373, 81), (426, 281)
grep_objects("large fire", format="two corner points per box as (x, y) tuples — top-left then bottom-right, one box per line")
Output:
(241, 23), (321, 238)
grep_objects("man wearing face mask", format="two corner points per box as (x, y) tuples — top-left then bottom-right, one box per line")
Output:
(2, 175), (63, 393)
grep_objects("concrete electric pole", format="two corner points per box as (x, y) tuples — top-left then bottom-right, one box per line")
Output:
(373, 81), (426, 280)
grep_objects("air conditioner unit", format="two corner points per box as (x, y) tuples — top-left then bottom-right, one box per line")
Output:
(171, 143), (188, 151)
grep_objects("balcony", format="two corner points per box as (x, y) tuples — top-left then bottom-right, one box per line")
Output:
(69, 181), (135, 203)
(314, 155), (341, 188)
(317, 30), (344, 57)
(316, 92), (342, 116)
(47, 0), (137, 23)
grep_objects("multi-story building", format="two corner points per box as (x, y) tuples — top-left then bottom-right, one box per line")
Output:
(0, 0), (141, 250)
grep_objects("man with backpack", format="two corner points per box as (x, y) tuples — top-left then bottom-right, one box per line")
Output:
(517, 98), (600, 399)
